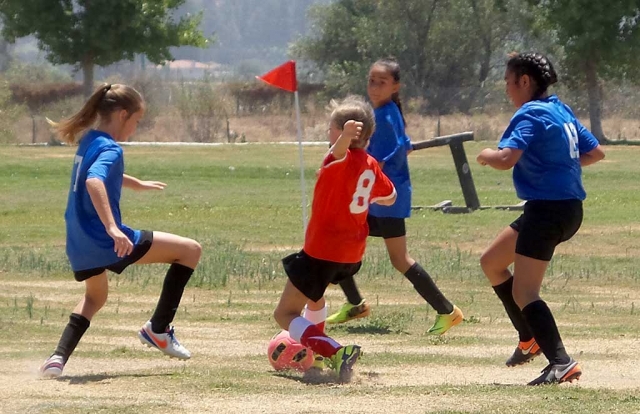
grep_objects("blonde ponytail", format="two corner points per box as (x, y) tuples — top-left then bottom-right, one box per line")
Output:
(49, 83), (144, 144)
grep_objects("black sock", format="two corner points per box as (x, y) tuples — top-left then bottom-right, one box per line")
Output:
(150, 263), (194, 333)
(404, 263), (454, 314)
(339, 276), (363, 306)
(522, 300), (571, 365)
(492, 277), (533, 342)
(54, 313), (90, 363)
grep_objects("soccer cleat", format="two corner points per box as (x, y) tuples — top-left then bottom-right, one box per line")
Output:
(40, 354), (65, 379)
(427, 305), (463, 335)
(329, 345), (361, 383)
(138, 321), (191, 360)
(310, 354), (326, 371)
(326, 301), (371, 324)
(527, 358), (582, 386)
(506, 338), (542, 367)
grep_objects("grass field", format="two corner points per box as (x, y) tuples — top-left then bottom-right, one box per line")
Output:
(1, 143), (639, 413)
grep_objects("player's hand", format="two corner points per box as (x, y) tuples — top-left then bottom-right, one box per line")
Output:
(476, 148), (493, 166)
(107, 225), (134, 257)
(343, 120), (363, 141)
(137, 180), (167, 191)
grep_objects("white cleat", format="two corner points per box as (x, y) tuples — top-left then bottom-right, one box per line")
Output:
(40, 354), (65, 379)
(138, 321), (191, 360)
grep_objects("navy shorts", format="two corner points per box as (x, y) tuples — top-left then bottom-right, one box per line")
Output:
(282, 250), (362, 302)
(510, 200), (583, 261)
(73, 230), (154, 282)
(367, 215), (406, 239)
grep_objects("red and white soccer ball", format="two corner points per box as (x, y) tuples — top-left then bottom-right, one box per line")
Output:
(267, 330), (314, 372)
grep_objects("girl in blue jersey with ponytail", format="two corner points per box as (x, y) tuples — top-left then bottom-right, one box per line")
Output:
(477, 52), (605, 385)
(327, 58), (463, 335)
(39, 83), (202, 378)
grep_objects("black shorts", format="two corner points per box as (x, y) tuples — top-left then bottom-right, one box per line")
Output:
(282, 250), (362, 302)
(367, 215), (406, 239)
(510, 200), (583, 261)
(74, 231), (154, 282)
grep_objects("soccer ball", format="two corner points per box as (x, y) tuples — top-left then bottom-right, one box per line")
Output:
(267, 330), (314, 372)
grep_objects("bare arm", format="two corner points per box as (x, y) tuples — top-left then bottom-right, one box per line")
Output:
(330, 120), (363, 161)
(476, 148), (523, 170)
(123, 174), (166, 191)
(86, 178), (133, 257)
(580, 145), (605, 167)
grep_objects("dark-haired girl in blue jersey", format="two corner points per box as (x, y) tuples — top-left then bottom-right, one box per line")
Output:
(477, 52), (605, 385)
(40, 83), (202, 378)
(327, 58), (463, 335)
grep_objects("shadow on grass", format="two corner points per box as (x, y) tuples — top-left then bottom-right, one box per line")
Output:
(57, 372), (173, 385)
(274, 369), (341, 385)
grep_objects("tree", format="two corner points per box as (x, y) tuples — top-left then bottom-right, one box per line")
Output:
(293, 0), (528, 114)
(528, 0), (640, 142)
(0, 0), (210, 96)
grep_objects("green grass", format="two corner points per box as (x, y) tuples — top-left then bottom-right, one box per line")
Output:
(1, 143), (639, 413)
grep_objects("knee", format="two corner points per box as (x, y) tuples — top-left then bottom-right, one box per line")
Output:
(512, 285), (538, 310)
(87, 290), (108, 311)
(479, 250), (493, 274)
(389, 254), (410, 272)
(181, 238), (202, 266)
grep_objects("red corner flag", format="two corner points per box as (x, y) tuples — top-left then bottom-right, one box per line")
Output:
(256, 60), (297, 93)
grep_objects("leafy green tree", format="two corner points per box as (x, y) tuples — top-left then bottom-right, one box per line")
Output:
(293, 0), (530, 114)
(0, 0), (210, 96)
(528, 0), (640, 142)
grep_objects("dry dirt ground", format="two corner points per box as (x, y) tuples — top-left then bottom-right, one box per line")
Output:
(2, 278), (639, 414)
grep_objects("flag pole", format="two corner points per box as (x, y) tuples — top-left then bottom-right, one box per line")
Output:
(294, 90), (308, 233)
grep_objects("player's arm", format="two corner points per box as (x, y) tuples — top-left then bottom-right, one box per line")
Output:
(370, 118), (402, 164)
(331, 120), (364, 161)
(580, 145), (605, 166)
(86, 148), (133, 257)
(86, 178), (133, 257)
(575, 120), (605, 167)
(123, 174), (166, 191)
(476, 148), (523, 170)
(374, 189), (396, 206)
(370, 166), (397, 206)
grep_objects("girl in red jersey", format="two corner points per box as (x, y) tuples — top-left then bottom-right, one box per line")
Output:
(273, 95), (396, 382)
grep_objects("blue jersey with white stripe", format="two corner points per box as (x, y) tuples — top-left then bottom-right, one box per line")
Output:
(499, 95), (599, 201)
(367, 101), (413, 218)
(65, 130), (140, 271)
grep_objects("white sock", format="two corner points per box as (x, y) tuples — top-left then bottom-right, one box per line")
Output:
(302, 305), (327, 325)
(288, 316), (313, 343)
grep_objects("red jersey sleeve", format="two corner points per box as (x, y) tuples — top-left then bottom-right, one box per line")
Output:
(369, 160), (396, 204)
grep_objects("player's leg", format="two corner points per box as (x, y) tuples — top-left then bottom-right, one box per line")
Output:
(274, 280), (359, 382)
(327, 275), (370, 324)
(135, 231), (202, 359)
(515, 201), (583, 385)
(304, 297), (329, 369)
(384, 234), (462, 335)
(480, 224), (539, 366)
(513, 254), (581, 385)
(41, 271), (109, 378)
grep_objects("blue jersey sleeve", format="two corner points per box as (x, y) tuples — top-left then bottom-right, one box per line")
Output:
(87, 147), (122, 181)
(498, 114), (540, 151)
(369, 116), (403, 163)
(576, 119), (599, 154)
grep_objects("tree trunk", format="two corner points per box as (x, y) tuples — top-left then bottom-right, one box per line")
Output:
(585, 58), (609, 143)
(82, 59), (94, 98)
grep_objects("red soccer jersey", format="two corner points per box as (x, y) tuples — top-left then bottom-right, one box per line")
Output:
(304, 148), (396, 263)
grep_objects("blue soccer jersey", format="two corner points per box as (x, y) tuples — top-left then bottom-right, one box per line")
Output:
(498, 95), (599, 201)
(367, 101), (412, 218)
(65, 130), (140, 271)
